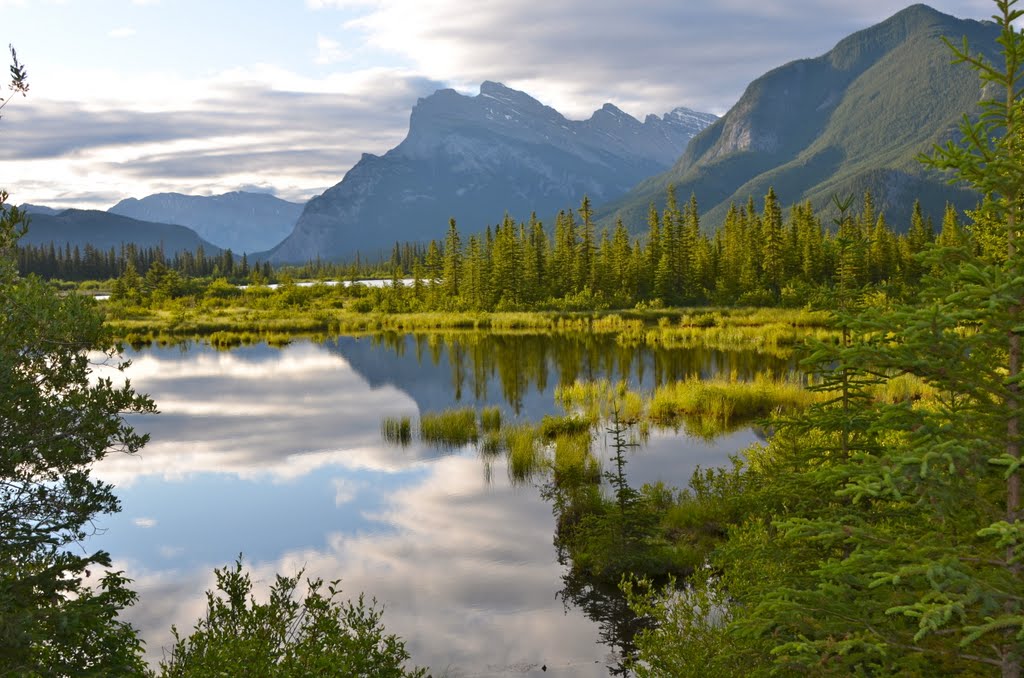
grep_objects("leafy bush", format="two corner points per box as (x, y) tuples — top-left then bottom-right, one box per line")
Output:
(160, 558), (425, 678)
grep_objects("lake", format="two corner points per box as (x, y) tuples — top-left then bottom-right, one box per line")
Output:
(91, 332), (786, 675)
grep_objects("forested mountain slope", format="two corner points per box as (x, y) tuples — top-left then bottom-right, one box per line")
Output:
(599, 4), (994, 230)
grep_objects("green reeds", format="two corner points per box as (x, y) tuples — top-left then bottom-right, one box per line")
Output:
(480, 406), (502, 433)
(870, 373), (937, 404)
(504, 424), (543, 483)
(381, 416), (413, 446)
(539, 414), (592, 439)
(647, 375), (816, 431)
(419, 407), (479, 447)
(553, 432), (601, 486)
(556, 373), (817, 439)
(553, 380), (647, 426)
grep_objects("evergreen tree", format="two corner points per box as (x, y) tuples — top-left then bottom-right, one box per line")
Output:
(441, 218), (462, 303)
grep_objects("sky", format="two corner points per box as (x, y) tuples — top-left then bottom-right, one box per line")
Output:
(0, 0), (997, 209)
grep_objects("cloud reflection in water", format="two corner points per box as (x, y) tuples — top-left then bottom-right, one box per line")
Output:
(91, 339), (754, 675)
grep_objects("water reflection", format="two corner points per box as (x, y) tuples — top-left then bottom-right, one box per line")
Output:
(91, 335), (767, 674)
(327, 331), (796, 419)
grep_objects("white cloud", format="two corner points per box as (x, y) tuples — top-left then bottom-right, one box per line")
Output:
(314, 33), (347, 65)
(108, 27), (136, 38)
(133, 517), (157, 528)
(331, 477), (365, 506)
(2, 67), (442, 207)
(0, 0), (998, 207)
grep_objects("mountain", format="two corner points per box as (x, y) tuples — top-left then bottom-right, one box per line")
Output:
(600, 4), (995, 231)
(267, 82), (716, 263)
(20, 209), (221, 253)
(20, 204), (62, 216)
(109, 191), (304, 253)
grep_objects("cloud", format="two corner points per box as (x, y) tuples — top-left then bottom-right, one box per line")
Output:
(108, 27), (136, 38)
(133, 517), (157, 528)
(314, 34), (347, 65)
(2, 72), (444, 207)
(1, 0), (996, 208)
(92, 342), (448, 486)
(330, 0), (993, 118)
(331, 477), (365, 506)
(111, 454), (605, 671)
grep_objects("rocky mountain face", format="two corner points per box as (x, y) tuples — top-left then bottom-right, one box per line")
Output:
(19, 209), (220, 254)
(268, 82), (715, 263)
(110, 191), (303, 253)
(600, 4), (995, 231)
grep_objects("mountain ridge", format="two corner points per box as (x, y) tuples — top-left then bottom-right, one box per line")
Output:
(20, 209), (221, 254)
(109, 191), (303, 253)
(267, 83), (716, 263)
(599, 3), (992, 230)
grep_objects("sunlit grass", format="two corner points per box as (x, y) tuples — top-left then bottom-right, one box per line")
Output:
(480, 406), (502, 433)
(870, 372), (938, 404)
(555, 373), (818, 439)
(552, 432), (601, 486)
(539, 414), (593, 439)
(419, 407), (479, 447)
(648, 375), (815, 428)
(504, 424), (543, 483)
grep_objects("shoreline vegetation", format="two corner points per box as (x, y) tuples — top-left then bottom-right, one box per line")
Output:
(102, 292), (838, 352)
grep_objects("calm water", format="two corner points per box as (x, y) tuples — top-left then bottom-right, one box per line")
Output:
(91, 333), (784, 675)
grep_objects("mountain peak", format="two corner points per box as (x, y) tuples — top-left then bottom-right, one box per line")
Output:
(600, 102), (629, 116)
(479, 80), (513, 95)
(600, 2), (993, 234)
(270, 82), (716, 262)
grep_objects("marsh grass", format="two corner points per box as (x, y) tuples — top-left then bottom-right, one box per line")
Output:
(105, 289), (839, 356)
(648, 376), (816, 429)
(381, 416), (413, 447)
(556, 374), (818, 439)
(539, 414), (593, 439)
(554, 380), (643, 424)
(419, 407), (479, 447)
(870, 373), (938, 403)
(504, 424), (543, 483)
(552, 432), (601, 486)
(480, 406), (502, 433)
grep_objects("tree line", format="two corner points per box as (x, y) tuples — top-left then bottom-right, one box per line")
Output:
(369, 188), (958, 312)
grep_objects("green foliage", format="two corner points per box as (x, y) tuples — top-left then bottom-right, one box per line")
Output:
(603, 4), (990, 234)
(626, 5), (1024, 674)
(418, 407), (479, 447)
(1, 191), (154, 674)
(479, 406), (502, 433)
(160, 557), (425, 678)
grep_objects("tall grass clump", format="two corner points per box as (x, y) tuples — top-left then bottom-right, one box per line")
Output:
(381, 416), (412, 446)
(647, 375), (816, 434)
(480, 406), (502, 433)
(555, 380), (645, 424)
(504, 424), (543, 483)
(539, 414), (592, 439)
(870, 372), (938, 404)
(419, 407), (479, 447)
(552, 432), (601, 486)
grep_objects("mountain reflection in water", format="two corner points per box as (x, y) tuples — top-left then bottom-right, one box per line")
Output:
(92, 334), (773, 675)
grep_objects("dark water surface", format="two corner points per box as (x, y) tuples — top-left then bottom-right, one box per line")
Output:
(92, 333), (781, 675)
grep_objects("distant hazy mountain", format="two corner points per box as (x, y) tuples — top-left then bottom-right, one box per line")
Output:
(267, 82), (716, 263)
(110, 191), (304, 253)
(600, 4), (993, 231)
(20, 204), (62, 216)
(20, 209), (220, 253)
